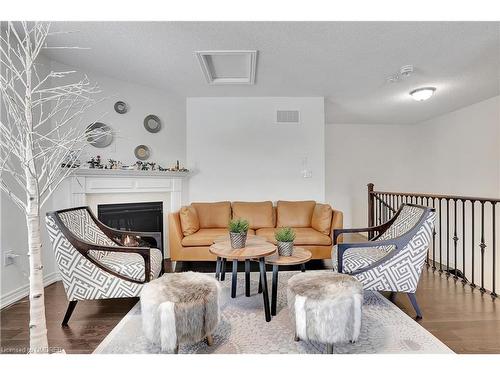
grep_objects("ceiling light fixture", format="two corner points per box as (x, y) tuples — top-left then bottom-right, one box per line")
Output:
(409, 87), (436, 101)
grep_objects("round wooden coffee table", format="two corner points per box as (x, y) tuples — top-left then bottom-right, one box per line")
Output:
(265, 247), (312, 316)
(209, 240), (276, 322)
(212, 235), (268, 282)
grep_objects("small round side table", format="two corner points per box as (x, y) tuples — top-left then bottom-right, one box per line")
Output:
(209, 240), (276, 322)
(212, 235), (267, 281)
(265, 247), (312, 316)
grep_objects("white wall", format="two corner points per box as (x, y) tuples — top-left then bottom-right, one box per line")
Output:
(417, 96), (500, 198)
(325, 123), (423, 228)
(50, 61), (187, 168)
(187, 97), (325, 202)
(1, 58), (187, 306)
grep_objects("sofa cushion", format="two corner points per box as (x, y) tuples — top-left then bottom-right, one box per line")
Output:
(181, 229), (229, 246)
(256, 227), (331, 246)
(181, 228), (255, 247)
(232, 201), (274, 229)
(191, 201), (231, 229)
(179, 205), (200, 236)
(276, 200), (316, 228)
(311, 203), (333, 235)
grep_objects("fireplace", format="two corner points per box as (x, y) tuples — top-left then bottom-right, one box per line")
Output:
(98, 201), (164, 254)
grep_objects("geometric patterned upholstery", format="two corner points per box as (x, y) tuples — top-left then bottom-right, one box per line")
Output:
(333, 205), (435, 294)
(377, 205), (425, 240)
(93, 249), (163, 282)
(331, 246), (393, 273)
(45, 213), (161, 301)
(59, 208), (118, 259)
(332, 206), (426, 269)
(353, 211), (435, 293)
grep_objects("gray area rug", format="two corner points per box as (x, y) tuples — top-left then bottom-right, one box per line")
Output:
(94, 271), (453, 354)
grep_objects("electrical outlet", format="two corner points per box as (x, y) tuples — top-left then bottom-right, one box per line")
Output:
(3, 250), (17, 267)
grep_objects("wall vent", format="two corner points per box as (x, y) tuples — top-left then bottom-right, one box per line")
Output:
(276, 110), (300, 124)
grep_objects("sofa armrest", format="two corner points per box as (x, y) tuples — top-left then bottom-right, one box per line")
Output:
(330, 208), (343, 242)
(168, 212), (185, 261)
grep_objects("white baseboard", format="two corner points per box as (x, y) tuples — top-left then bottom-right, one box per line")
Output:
(0, 271), (61, 310)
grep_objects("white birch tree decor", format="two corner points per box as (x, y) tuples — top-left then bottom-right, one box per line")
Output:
(0, 21), (104, 353)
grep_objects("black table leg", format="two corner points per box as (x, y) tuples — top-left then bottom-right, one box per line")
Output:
(245, 260), (251, 297)
(301, 263), (306, 272)
(215, 257), (221, 280)
(271, 265), (279, 316)
(231, 259), (238, 298)
(259, 257), (271, 322)
(258, 275), (262, 293)
(221, 258), (226, 281)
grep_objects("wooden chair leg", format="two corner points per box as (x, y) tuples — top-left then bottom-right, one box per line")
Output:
(206, 334), (214, 346)
(407, 292), (423, 320)
(389, 292), (397, 302)
(62, 300), (78, 327)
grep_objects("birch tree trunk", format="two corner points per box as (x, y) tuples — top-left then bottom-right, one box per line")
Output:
(24, 41), (48, 353)
(25, 174), (48, 353)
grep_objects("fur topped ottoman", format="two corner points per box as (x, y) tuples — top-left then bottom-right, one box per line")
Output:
(287, 272), (363, 354)
(140, 271), (221, 353)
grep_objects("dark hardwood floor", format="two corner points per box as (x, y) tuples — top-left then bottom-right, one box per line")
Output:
(1, 261), (499, 354)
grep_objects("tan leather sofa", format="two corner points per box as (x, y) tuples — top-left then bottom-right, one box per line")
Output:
(169, 200), (343, 261)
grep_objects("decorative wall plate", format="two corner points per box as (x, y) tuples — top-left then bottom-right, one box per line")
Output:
(144, 114), (161, 133)
(134, 144), (150, 160)
(86, 122), (113, 148)
(114, 101), (128, 114)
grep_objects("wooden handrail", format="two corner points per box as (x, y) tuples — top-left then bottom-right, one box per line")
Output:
(372, 190), (500, 203)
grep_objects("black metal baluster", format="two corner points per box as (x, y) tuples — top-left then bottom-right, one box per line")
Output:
(480, 202), (486, 294)
(385, 194), (388, 221)
(432, 198), (436, 271)
(492, 203), (497, 299)
(378, 195), (382, 225)
(462, 200), (467, 284)
(471, 200), (476, 289)
(446, 199), (450, 277)
(453, 199), (458, 280)
(438, 198), (443, 273)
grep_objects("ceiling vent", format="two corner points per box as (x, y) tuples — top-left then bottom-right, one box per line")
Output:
(195, 50), (257, 85)
(276, 110), (300, 124)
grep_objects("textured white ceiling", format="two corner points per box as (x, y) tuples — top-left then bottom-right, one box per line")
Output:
(43, 21), (500, 124)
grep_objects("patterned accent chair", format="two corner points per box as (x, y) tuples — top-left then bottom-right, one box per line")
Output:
(332, 204), (435, 319)
(45, 206), (163, 326)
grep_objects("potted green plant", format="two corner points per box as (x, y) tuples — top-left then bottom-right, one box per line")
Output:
(228, 218), (250, 249)
(275, 227), (296, 256)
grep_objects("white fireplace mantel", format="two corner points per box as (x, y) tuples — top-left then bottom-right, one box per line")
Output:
(69, 168), (189, 212)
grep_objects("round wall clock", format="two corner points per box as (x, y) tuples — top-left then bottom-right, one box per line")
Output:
(86, 122), (113, 148)
(114, 101), (128, 114)
(144, 114), (162, 133)
(134, 144), (151, 160)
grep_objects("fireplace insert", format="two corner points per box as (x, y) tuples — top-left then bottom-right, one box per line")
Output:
(98, 201), (163, 254)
